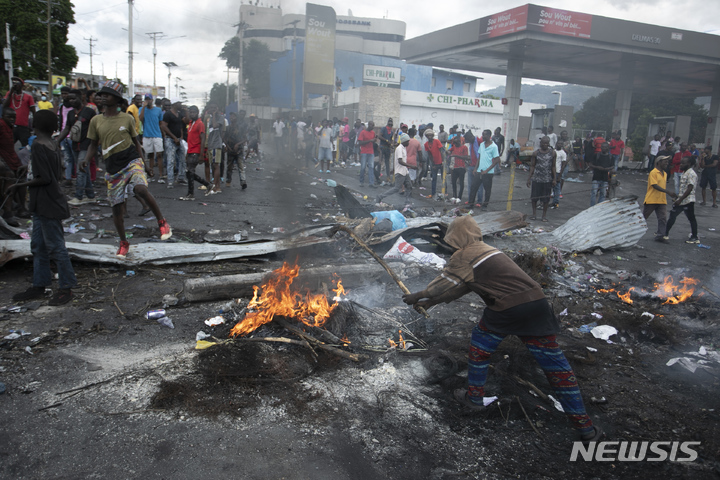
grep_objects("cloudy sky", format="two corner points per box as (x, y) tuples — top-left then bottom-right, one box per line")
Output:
(66, 0), (720, 106)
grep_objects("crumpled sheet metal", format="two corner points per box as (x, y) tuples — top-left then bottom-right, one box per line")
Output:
(0, 234), (332, 266)
(549, 196), (647, 252)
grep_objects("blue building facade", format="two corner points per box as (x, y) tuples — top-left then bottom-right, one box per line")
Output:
(269, 42), (478, 109)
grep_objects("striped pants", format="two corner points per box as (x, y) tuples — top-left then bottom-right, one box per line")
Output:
(468, 321), (594, 434)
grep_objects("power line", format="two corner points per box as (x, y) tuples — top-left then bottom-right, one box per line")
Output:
(81, 36), (99, 76)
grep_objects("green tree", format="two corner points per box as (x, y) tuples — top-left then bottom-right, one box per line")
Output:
(219, 37), (272, 100)
(208, 82), (237, 111)
(0, 0), (78, 88)
(574, 90), (708, 158)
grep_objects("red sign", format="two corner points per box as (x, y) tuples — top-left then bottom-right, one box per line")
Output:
(530, 7), (593, 39)
(479, 5), (529, 39)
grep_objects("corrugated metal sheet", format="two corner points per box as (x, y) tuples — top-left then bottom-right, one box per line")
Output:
(549, 196), (647, 252)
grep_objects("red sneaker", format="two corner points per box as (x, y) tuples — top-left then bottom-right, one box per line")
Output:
(159, 219), (172, 240)
(116, 240), (130, 258)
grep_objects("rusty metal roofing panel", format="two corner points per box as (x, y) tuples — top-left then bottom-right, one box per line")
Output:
(549, 196), (647, 252)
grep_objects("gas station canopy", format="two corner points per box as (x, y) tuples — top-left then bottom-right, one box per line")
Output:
(401, 4), (720, 97)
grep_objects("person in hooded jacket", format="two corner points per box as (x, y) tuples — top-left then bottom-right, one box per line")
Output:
(402, 216), (601, 443)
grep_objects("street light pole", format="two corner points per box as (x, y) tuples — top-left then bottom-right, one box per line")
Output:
(146, 32), (165, 90)
(551, 90), (562, 106)
(128, 0), (134, 96)
(163, 61), (177, 99)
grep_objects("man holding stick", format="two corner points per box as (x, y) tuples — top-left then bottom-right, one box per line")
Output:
(402, 216), (601, 442)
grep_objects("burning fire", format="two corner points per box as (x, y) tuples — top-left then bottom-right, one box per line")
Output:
(596, 276), (699, 305)
(388, 330), (406, 349)
(229, 262), (347, 337)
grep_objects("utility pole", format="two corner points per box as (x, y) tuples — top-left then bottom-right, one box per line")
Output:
(46, 0), (52, 98)
(128, 0), (134, 96)
(163, 61), (177, 99)
(82, 36), (98, 78)
(234, 21), (248, 106)
(224, 68), (232, 108)
(145, 31), (165, 89)
(288, 20), (299, 110)
(4, 23), (12, 90)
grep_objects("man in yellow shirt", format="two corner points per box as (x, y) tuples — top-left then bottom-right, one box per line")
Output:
(126, 94), (143, 139)
(37, 93), (54, 111)
(642, 155), (677, 241)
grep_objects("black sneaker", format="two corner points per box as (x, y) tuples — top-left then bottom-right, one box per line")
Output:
(580, 425), (604, 445)
(49, 289), (73, 306)
(13, 286), (46, 302)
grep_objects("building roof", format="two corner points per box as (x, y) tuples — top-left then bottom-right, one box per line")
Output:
(401, 4), (720, 96)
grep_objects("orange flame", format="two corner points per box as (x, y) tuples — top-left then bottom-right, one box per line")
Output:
(229, 262), (346, 337)
(595, 276), (698, 305)
(654, 276), (698, 305)
(340, 334), (351, 344)
(388, 330), (406, 349)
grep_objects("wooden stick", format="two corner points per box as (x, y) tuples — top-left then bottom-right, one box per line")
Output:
(488, 365), (549, 402)
(277, 319), (366, 362)
(330, 225), (429, 318)
(516, 396), (542, 437)
(56, 377), (115, 396)
(702, 285), (720, 301)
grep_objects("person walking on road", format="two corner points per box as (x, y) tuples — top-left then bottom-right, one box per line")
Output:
(642, 155), (677, 242)
(85, 81), (172, 258)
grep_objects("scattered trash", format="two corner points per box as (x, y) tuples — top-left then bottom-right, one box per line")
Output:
(658, 261), (669, 265)
(370, 210), (407, 231)
(219, 299), (240, 313)
(483, 396), (499, 406)
(272, 227), (285, 233)
(559, 308), (568, 316)
(590, 396), (608, 404)
(586, 347), (598, 352)
(196, 331), (211, 341)
(310, 194), (318, 199)
(204, 316), (225, 326)
(383, 236), (446, 269)
(641, 312), (655, 321)
(162, 295), (179, 307)
(326, 179), (337, 187)
(591, 325), (618, 341)
(698, 244), (711, 249)
(195, 340), (217, 350)
(24, 346), (33, 355)
(157, 317), (174, 329)
(548, 395), (564, 412)
(577, 322), (597, 333)
(3, 333), (21, 340)
(126, 270), (136, 277)
(591, 312), (603, 319)
(146, 309), (166, 320)
(80, 238), (91, 243)
(20, 232), (30, 240)
(709, 228), (716, 231)
(699, 346), (707, 355)
(666, 357), (698, 373)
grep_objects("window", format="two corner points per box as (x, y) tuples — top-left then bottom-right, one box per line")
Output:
(431, 77), (436, 87)
(446, 79), (454, 90)
(464, 82), (471, 93)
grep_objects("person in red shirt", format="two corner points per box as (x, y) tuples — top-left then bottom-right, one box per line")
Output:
(424, 129), (444, 196)
(3, 77), (36, 146)
(593, 132), (605, 155)
(357, 121), (376, 187)
(609, 132), (625, 172)
(180, 105), (211, 200)
(0, 108), (30, 223)
(405, 127), (423, 185)
(448, 136), (470, 201)
(670, 143), (691, 195)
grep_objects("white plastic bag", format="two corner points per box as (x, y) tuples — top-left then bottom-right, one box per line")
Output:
(383, 236), (446, 269)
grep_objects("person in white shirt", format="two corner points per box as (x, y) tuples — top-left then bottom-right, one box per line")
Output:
(547, 126), (558, 149)
(551, 140), (568, 208)
(376, 133), (414, 204)
(648, 134), (662, 172)
(273, 117), (285, 155)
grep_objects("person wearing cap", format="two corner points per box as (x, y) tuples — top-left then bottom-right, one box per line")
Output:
(3, 77), (36, 146)
(376, 133), (413, 204)
(139, 93), (165, 182)
(402, 215), (601, 443)
(643, 155), (677, 242)
(85, 81), (172, 258)
(160, 98), (188, 188)
(37, 93), (53, 111)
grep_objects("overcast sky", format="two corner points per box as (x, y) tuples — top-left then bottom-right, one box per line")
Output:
(66, 0), (720, 106)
